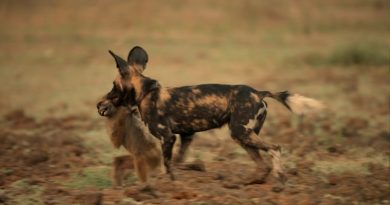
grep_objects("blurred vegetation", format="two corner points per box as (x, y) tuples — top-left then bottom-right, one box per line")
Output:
(3, 179), (44, 205)
(65, 166), (113, 189)
(328, 43), (389, 66)
(301, 43), (390, 66)
(312, 160), (371, 175)
(0, 0), (389, 117)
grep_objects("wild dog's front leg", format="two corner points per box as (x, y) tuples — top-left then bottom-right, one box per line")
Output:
(162, 134), (176, 180)
(149, 122), (177, 181)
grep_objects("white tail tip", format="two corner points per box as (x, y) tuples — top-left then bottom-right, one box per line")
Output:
(288, 94), (325, 115)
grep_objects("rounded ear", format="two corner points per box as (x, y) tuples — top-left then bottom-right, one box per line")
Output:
(108, 50), (129, 77)
(127, 46), (148, 72)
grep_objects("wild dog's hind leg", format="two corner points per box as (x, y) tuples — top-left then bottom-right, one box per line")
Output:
(229, 102), (286, 185)
(246, 131), (286, 185)
(241, 110), (271, 184)
(253, 106), (286, 185)
(240, 146), (271, 184)
(175, 133), (194, 164)
(230, 110), (271, 184)
(254, 109), (285, 182)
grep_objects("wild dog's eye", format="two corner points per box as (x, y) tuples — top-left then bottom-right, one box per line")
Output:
(112, 97), (119, 103)
(112, 82), (118, 91)
(106, 90), (115, 99)
(107, 83), (121, 99)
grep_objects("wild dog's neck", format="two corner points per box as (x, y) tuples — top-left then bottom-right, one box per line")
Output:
(130, 75), (160, 106)
(130, 76), (143, 102)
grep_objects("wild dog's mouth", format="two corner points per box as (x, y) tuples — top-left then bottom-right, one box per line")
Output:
(98, 107), (116, 117)
(98, 107), (109, 117)
(97, 102), (116, 117)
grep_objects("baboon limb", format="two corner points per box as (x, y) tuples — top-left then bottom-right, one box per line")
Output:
(113, 155), (134, 187)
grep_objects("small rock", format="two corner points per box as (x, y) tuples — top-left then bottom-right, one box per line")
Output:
(262, 199), (279, 205)
(341, 127), (357, 138)
(71, 146), (85, 156)
(222, 183), (240, 189)
(172, 191), (197, 200)
(124, 187), (155, 201)
(327, 144), (344, 154)
(0, 193), (8, 203)
(76, 192), (102, 205)
(327, 175), (338, 186)
(287, 168), (298, 176)
(378, 131), (390, 142)
(25, 150), (49, 165)
(182, 159), (206, 172)
(213, 173), (225, 181)
(139, 185), (158, 198)
(119, 197), (141, 205)
(251, 198), (262, 204)
(271, 184), (284, 193)
(347, 117), (368, 130)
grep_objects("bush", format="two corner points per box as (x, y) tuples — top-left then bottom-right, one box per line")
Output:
(328, 44), (390, 66)
(300, 43), (390, 67)
(65, 166), (113, 189)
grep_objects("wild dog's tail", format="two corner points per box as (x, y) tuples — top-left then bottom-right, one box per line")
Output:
(259, 91), (325, 115)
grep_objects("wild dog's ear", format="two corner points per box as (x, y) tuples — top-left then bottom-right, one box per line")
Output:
(108, 50), (129, 77)
(127, 46), (148, 71)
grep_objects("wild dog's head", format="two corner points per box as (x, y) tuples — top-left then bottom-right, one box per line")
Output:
(97, 82), (127, 117)
(97, 46), (149, 117)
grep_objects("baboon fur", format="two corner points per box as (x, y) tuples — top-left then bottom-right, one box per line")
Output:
(103, 105), (162, 186)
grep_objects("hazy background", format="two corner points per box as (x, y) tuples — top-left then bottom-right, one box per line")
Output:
(0, 0), (389, 204)
(1, 0), (388, 118)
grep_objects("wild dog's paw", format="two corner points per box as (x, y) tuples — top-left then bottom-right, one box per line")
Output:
(271, 183), (285, 193)
(243, 166), (272, 185)
(168, 172), (176, 181)
(271, 171), (287, 193)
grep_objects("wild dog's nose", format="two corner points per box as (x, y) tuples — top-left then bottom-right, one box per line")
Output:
(98, 106), (108, 116)
(96, 101), (103, 109)
(97, 101), (108, 116)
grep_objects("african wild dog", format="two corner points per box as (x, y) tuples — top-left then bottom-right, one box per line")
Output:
(103, 46), (324, 188)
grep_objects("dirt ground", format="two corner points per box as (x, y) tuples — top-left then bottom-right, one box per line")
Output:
(0, 0), (389, 204)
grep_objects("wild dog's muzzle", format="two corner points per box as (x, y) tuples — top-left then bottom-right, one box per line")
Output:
(97, 100), (116, 117)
